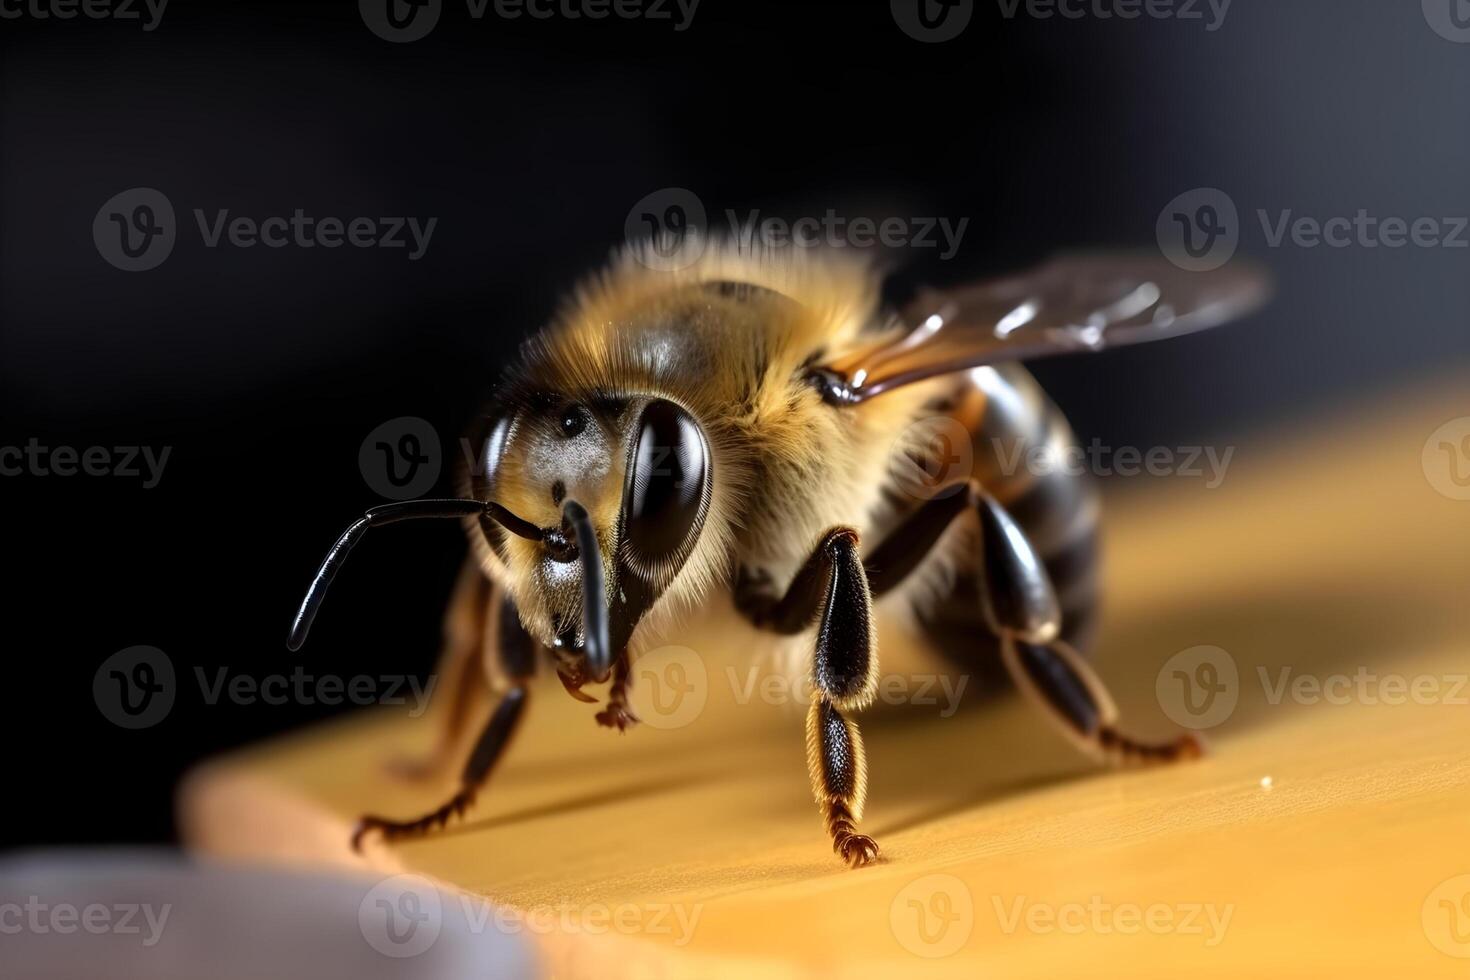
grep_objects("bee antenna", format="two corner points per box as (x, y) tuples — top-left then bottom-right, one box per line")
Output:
(287, 498), (542, 651)
(561, 499), (611, 683)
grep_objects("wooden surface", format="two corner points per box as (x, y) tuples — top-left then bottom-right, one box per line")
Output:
(181, 377), (1470, 979)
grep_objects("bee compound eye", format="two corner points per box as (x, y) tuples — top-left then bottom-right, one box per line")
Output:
(621, 400), (709, 571)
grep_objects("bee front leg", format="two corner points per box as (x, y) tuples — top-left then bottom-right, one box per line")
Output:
(750, 528), (881, 868)
(594, 653), (640, 732)
(352, 587), (537, 851)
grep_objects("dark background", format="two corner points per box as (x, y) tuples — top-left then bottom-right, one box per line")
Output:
(1, 0), (1465, 847)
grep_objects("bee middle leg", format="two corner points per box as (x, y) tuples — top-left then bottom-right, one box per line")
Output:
(352, 583), (538, 851)
(742, 527), (881, 868)
(866, 482), (1203, 765)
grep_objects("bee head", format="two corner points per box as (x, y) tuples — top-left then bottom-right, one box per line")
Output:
(467, 392), (712, 686)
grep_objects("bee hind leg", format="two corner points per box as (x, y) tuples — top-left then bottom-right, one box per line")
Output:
(1001, 634), (1203, 766)
(866, 482), (1202, 766)
(966, 487), (1204, 765)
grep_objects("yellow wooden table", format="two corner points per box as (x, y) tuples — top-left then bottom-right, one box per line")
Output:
(182, 377), (1470, 979)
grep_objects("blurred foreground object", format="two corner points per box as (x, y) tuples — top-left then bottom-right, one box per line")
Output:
(0, 852), (535, 979)
(182, 376), (1470, 979)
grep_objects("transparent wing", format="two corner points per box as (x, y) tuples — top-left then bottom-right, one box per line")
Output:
(813, 253), (1270, 405)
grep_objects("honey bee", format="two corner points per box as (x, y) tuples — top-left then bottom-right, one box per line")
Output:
(288, 239), (1267, 867)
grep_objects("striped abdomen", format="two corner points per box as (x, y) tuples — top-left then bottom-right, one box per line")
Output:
(913, 363), (1102, 676)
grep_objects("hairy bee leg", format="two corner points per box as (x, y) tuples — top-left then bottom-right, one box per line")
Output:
(385, 560), (492, 781)
(594, 653), (639, 731)
(778, 529), (881, 867)
(352, 593), (537, 851)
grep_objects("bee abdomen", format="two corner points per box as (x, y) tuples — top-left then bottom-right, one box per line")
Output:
(914, 364), (1102, 676)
